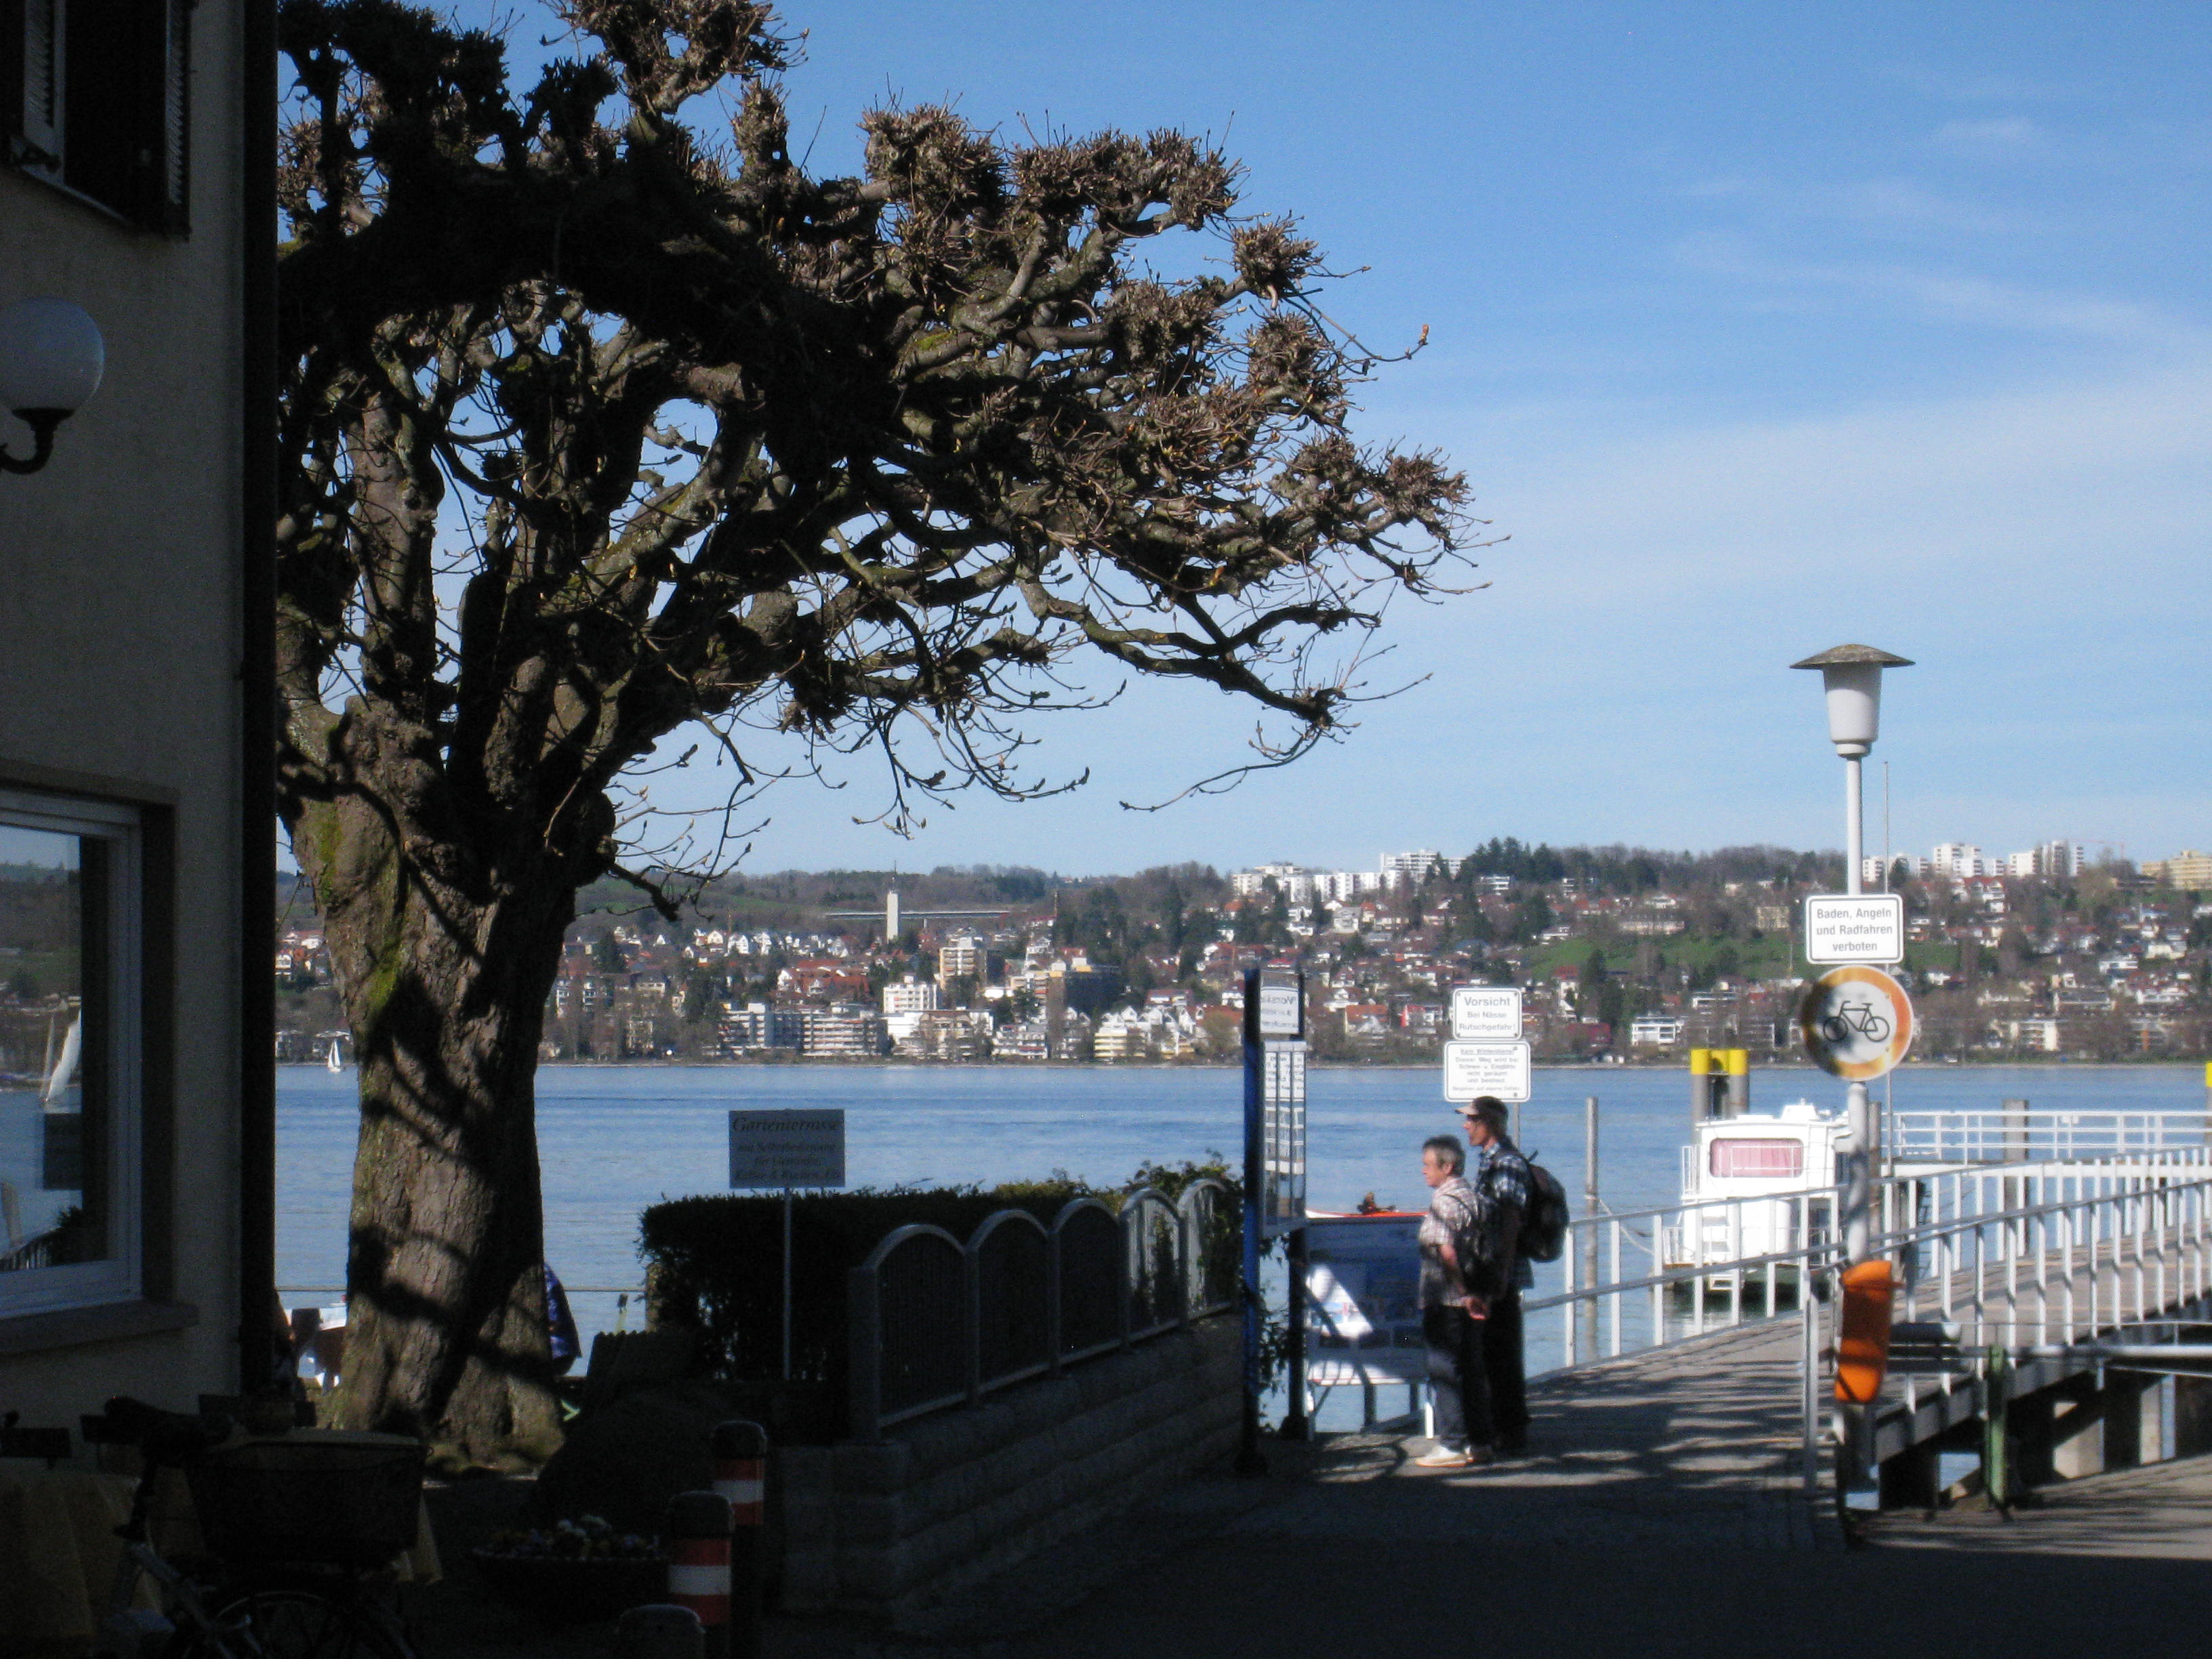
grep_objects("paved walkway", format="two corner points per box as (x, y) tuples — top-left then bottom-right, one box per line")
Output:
(420, 1313), (2209, 1659)
(839, 1318), (2206, 1659)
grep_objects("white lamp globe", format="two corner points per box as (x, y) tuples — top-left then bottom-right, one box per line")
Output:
(0, 298), (105, 416)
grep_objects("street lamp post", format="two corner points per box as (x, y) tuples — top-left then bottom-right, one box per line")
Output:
(1793, 643), (1912, 1509)
(1791, 644), (1912, 1267)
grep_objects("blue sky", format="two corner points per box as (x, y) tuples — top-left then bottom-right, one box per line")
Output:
(449, 2), (2212, 878)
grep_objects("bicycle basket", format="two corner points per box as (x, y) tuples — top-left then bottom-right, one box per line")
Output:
(185, 1435), (425, 1568)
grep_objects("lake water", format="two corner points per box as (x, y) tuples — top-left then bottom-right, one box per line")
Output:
(276, 1059), (2209, 1376)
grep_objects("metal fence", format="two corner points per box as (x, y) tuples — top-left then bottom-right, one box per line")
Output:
(1532, 1147), (2212, 1491)
(848, 1178), (1240, 1440)
(1891, 1107), (2212, 1165)
(1543, 1147), (2212, 1372)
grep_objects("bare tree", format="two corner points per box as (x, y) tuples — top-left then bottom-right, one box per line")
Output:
(275, 0), (1475, 1460)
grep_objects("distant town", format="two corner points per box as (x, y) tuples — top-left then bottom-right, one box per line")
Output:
(270, 838), (2212, 1068)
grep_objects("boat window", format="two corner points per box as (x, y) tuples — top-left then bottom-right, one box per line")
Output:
(1710, 1138), (1803, 1179)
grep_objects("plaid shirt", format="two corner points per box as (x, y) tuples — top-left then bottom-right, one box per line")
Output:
(1471, 1140), (1536, 1292)
(1418, 1174), (1481, 1308)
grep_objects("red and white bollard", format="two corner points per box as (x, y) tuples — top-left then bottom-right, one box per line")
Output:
(712, 1419), (766, 1525)
(663, 1491), (731, 1659)
(712, 1420), (768, 1659)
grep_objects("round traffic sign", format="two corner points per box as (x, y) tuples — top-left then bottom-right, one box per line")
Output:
(1798, 965), (1913, 1080)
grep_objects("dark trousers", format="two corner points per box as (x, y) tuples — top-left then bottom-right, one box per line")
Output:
(1422, 1303), (1493, 1450)
(1483, 1291), (1528, 1448)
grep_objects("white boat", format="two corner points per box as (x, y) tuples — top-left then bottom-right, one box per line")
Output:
(1670, 1098), (1843, 1267)
(325, 1036), (344, 1071)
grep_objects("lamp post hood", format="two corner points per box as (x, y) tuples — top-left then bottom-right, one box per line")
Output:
(1790, 644), (1914, 671)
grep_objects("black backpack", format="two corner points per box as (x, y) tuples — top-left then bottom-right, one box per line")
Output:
(1515, 1155), (1570, 1264)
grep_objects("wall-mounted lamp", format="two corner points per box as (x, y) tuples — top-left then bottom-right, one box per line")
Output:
(0, 298), (105, 476)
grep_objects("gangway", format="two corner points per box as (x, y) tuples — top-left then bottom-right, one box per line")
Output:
(1536, 1144), (2212, 1504)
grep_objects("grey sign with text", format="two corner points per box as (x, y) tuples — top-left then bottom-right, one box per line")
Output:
(729, 1109), (847, 1189)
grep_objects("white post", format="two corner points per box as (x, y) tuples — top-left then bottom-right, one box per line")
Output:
(1845, 1081), (1875, 1265)
(1845, 755), (1864, 896)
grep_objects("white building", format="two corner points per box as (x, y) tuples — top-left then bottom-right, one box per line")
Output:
(882, 975), (940, 1016)
(800, 1004), (887, 1057)
(1381, 850), (1453, 886)
(1629, 1017), (1687, 1046)
(2037, 840), (2087, 878)
(1931, 842), (1986, 878)
(936, 931), (985, 988)
(718, 1002), (802, 1052)
(3, 0), (257, 1422)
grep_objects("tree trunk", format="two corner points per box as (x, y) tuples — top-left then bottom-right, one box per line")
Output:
(292, 782), (573, 1467)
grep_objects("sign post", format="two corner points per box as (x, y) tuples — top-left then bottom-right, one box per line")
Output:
(729, 1109), (847, 1380)
(1240, 967), (1305, 1469)
(1797, 963), (1913, 1520)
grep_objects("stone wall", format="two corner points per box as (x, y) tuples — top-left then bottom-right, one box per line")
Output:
(773, 1315), (1240, 1620)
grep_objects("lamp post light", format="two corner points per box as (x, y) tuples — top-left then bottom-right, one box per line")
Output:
(1792, 644), (1912, 1273)
(1791, 643), (1913, 897)
(0, 298), (105, 476)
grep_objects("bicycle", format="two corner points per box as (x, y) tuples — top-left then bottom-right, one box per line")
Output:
(1819, 1000), (1891, 1046)
(91, 1398), (422, 1659)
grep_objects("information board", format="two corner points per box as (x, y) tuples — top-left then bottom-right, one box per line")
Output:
(1803, 893), (1905, 965)
(1441, 1038), (1532, 1103)
(1450, 986), (1523, 1041)
(728, 1109), (847, 1189)
(1259, 1040), (1307, 1237)
(1303, 1216), (1426, 1387)
(1256, 981), (1303, 1037)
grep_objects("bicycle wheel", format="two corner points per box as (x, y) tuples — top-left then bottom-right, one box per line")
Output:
(170, 1588), (415, 1659)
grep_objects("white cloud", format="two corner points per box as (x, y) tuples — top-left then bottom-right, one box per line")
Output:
(1475, 350), (2212, 600)
(1933, 116), (2045, 156)
(1880, 66), (2057, 104)
(1669, 233), (2180, 342)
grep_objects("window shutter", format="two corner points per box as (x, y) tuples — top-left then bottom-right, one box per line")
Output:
(5, 0), (65, 170)
(132, 0), (189, 233)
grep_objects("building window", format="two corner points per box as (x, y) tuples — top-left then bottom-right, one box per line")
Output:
(3, 0), (192, 234)
(0, 787), (142, 1317)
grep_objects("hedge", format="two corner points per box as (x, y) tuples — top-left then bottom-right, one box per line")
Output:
(636, 1156), (1231, 1388)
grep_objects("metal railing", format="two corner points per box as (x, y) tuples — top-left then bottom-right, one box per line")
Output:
(1868, 1149), (2212, 1354)
(1891, 1107), (2212, 1164)
(847, 1178), (1240, 1440)
(1534, 1147), (2212, 1492)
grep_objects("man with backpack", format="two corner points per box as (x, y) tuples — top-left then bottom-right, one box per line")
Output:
(1458, 1097), (1534, 1456)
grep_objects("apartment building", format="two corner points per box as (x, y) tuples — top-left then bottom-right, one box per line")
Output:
(936, 931), (985, 988)
(718, 1002), (803, 1053)
(799, 1004), (887, 1057)
(2146, 851), (2212, 890)
(882, 975), (940, 1016)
